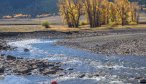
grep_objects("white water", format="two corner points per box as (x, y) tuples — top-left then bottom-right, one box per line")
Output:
(1, 39), (146, 84)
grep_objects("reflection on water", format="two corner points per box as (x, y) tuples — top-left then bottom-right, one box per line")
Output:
(1, 39), (146, 84)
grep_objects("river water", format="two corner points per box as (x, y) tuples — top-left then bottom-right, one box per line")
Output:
(0, 39), (146, 84)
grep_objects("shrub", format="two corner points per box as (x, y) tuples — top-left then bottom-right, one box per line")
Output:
(80, 21), (88, 26)
(42, 21), (50, 28)
(129, 22), (137, 25)
(108, 22), (120, 27)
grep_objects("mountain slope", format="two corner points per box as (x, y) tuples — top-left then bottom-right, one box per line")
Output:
(0, 0), (58, 18)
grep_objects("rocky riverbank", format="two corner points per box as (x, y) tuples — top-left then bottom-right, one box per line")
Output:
(0, 55), (63, 76)
(0, 39), (11, 50)
(57, 33), (146, 56)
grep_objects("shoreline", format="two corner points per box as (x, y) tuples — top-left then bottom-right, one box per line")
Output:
(1, 28), (146, 56)
(56, 31), (146, 56)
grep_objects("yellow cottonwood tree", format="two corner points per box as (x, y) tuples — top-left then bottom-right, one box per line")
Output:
(100, 0), (110, 25)
(59, 0), (82, 28)
(114, 0), (130, 25)
(108, 2), (117, 24)
(58, 0), (139, 28)
(83, 0), (102, 28)
(129, 2), (139, 24)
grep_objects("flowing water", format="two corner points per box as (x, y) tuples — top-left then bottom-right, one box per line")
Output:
(0, 39), (146, 84)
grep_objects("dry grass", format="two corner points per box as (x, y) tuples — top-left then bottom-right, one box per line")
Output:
(0, 25), (44, 32)
(1, 24), (146, 33)
(0, 25), (80, 32)
(48, 25), (80, 32)
(0, 19), (40, 25)
(90, 24), (146, 30)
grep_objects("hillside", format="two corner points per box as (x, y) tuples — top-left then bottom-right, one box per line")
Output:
(129, 0), (146, 4)
(0, 0), (58, 18)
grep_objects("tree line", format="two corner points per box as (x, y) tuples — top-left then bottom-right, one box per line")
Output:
(59, 0), (139, 28)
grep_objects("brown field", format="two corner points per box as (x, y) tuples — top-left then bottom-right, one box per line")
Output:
(0, 12), (146, 33)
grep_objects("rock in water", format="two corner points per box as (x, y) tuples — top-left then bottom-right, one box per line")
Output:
(7, 55), (16, 60)
(78, 74), (85, 78)
(42, 69), (57, 75)
(16, 66), (30, 74)
(67, 68), (74, 71)
(0, 66), (4, 74)
(0, 75), (4, 80)
(24, 48), (30, 52)
(139, 79), (146, 83)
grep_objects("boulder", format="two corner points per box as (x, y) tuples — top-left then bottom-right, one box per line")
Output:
(0, 75), (4, 80)
(0, 66), (4, 74)
(51, 66), (60, 70)
(16, 65), (31, 74)
(94, 74), (99, 77)
(6, 55), (16, 60)
(48, 63), (55, 67)
(78, 74), (85, 78)
(42, 69), (57, 75)
(31, 69), (40, 75)
(139, 79), (146, 83)
(67, 68), (73, 71)
(24, 48), (30, 52)
(32, 65), (37, 69)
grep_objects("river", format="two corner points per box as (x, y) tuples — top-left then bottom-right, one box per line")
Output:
(0, 39), (146, 84)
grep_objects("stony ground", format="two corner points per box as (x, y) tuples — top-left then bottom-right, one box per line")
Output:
(0, 55), (63, 76)
(57, 33), (146, 56)
(0, 39), (11, 50)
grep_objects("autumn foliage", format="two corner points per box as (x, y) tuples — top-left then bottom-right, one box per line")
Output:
(59, 0), (83, 28)
(59, 0), (139, 28)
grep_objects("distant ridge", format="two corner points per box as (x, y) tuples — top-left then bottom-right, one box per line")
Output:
(0, 0), (58, 18)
